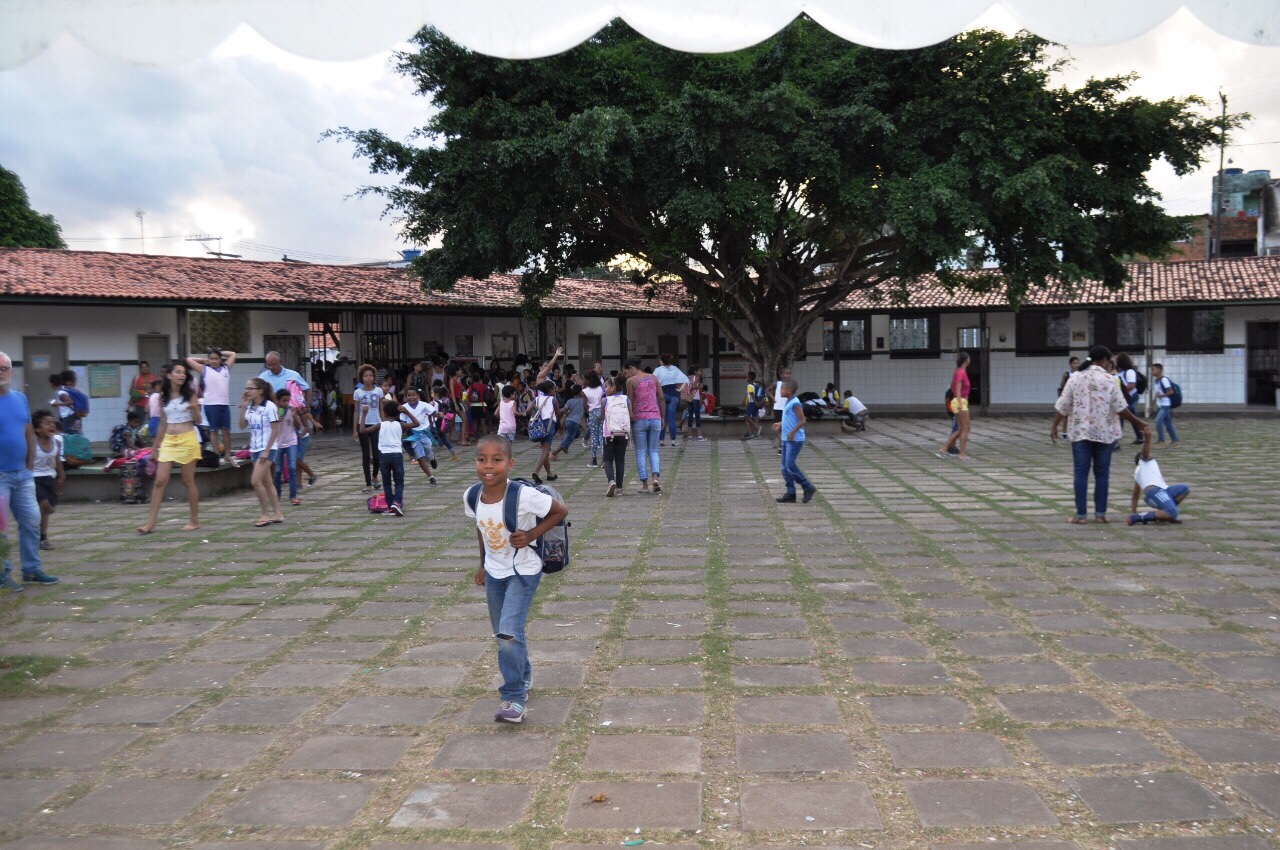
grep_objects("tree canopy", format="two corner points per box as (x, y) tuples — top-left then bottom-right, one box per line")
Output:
(333, 20), (1233, 378)
(0, 166), (65, 249)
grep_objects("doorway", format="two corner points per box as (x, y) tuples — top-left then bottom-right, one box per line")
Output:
(22, 336), (67, 398)
(657, 334), (680, 366)
(137, 335), (171, 371)
(957, 326), (987, 408)
(1246, 321), (1280, 405)
(263, 335), (307, 374)
(577, 334), (602, 375)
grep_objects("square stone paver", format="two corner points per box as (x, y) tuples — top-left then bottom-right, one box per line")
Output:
(250, 663), (358, 688)
(1229, 773), (1280, 817)
(1056, 635), (1146, 655)
(0, 839), (168, 849)
(374, 667), (467, 689)
(850, 662), (951, 686)
(839, 637), (929, 658)
(736, 733), (857, 772)
(733, 665), (825, 686)
(134, 733), (274, 771)
(282, 735), (414, 771)
(1088, 659), (1198, 684)
(564, 782), (701, 829)
(325, 697), (444, 726)
(432, 733), (558, 770)
(1125, 690), (1248, 720)
(904, 780), (1057, 827)
(883, 732), (1014, 768)
(196, 696), (319, 726)
(732, 639), (816, 659)
(598, 695), (704, 727)
(863, 695), (972, 726)
(389, 783), (534, 829)
(608, 665), (703, 688)
(221, 779), (376, 826)
(1157, 631), (1266, 653)
(130, 662), (249, 689)
(995, 693), (1117, 723)
(1200, 656), (1280, 683)
(0, 779), (71, 823)
(582, 734), (700, 772)
(1027, 729), (1167, 765)
(69, 696), (197, 726)
(734, 696), (841, 725)
(1169, 728), (1280, 763)
(1119, 838), (1270, 850)
(1068, 773), (1234, 823)
(54, 778), (221, 824)
(0, 732), (140, 769)
(740, 782), (883, 830)
(972, 661), (1073, 686)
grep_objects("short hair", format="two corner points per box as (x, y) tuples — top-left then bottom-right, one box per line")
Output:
(567, 384), (582, 397)
(475, 434), (513, 459)
(48, 374), (64, 385)
(382, 399), (400, 417)
(1152, 362), (1163, 371)
(32, 409), (54, 427)
(404, 384), (421, 396)
(126, 410), (143, 423)
(1134, 452), (1145, 466)
(956, 351), (970, 366)
(585, 371), (601, 388)
(747, 371), (756, 380)
(433, 385), (448, 396)
(1089, 344), (1112, 363)
(660, 353), (673, 366)
(60, 369), (77, 383)
(782, 379), (798, 393)
(501, 384), (516, 398)
(624, 358), (641, 370)
(538, 380), (557, 395)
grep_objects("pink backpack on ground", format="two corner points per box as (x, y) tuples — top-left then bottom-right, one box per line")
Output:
(367, 494), (388, 513)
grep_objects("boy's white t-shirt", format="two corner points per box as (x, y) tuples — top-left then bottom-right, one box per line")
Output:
(1156, 376), (1172, 408)
(464, 484), (555, 578)
(1134, 458), (1168, 491)
(401, 400), (433, 434)
(773, 381), (786, 411)
(377, 420), (405, 454)
(844, 396), (868, 415)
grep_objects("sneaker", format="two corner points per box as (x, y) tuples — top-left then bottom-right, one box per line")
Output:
(361, 486), (373, 493)
(588, 460), (599, 467)
(696, 436), (708, 442)
(606, 482), (616, 497)
(39, 538), (53, 550)
(802, 487), (816, 503)
(936, 450), (953, 459)
(659, 441), (665, 447)
(308, 475), (317, 486)
(23, 570), (59, 585)
(1127, 514), (1140, 526)
(532, 473), (542, 484)
(776, 493), (797, 503)
(389, 502), (404, 517)
(523, 670), (533, 700)
(1132, 438), (1145, 444)
(430, 458), (438, 469)
(652, 480), (661, 494)
(494, 700), (526, 723)
(1, 576), (24, 593)
(429, 476), (437, 486)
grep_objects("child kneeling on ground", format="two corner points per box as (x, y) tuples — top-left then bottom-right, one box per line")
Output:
(464, 435), (568, 723)
(1128, 429), (1189, 526)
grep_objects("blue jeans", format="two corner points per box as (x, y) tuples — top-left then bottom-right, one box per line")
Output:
(661, 387), (680, 442)
(633, 418), (662, 481)
(588, 408), (604, 460)
(781, 440), (812, 494)
(1071, 439), (1114, 518)
(1154, 407), (1178, 442)
(1143, 482), (1190, 520)
(683, 398), (702, 429)
(486, 570), (541, 701)
(558, 420), (582, 452)
(379, 453), (404, 507)
(272, 444), (298, 499)
(0, 469), (42, 581)
(1126, 397), (1142, 439)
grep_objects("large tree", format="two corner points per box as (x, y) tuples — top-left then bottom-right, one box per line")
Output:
(0, 166), (65, 249)
(334, 20), (1230, 380)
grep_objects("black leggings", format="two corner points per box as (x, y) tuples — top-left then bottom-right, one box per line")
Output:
(359, 431), (379, 485)
(603, 435), (628, 485)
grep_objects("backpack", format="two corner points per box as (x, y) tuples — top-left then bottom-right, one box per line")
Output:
(61, 433), (93, 464)
(468, 384), (484, 405)
(367, 493), (389, 513)
(944, 387), (955, 415)
(465, 478), (571, 573)
(66, 387), (89, 417)
(284, 379), (306, 410)
(1133, 370), (1148, 396)
(604, 394), (631, 435)
(1166, 378), (1183, 409)
(109, 424), (133, 455)
(515, 388), (533, 416)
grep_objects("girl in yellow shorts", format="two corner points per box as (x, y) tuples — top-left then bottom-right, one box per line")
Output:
(138, 362), (203, 534)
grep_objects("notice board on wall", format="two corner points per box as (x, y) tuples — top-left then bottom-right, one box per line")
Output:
(87, 364), (120, 398)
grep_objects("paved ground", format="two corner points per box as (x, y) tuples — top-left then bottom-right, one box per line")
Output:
(1, 415), (1279, 850)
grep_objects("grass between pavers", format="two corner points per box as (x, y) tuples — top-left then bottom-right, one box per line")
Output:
(0, 655), (78, 696)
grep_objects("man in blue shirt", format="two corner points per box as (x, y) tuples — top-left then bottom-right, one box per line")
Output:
(652, 353), (688, 446)
(772, 379), (816, 504)
(0, 352), (58, 590)
(259, 351), (312, 408)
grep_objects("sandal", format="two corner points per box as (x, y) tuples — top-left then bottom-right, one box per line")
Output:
(1095, 516), (1109, 524)
(290, 498), (301, 505)
(253, 520), (273, 528)
(1067, 517), (1089, 525)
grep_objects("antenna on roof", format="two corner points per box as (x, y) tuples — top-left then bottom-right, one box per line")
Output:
(281, 255), (310, 264)
(185, 234), (239, 259)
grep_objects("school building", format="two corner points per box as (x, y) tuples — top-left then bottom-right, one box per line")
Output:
(1, 247), (1278, 444)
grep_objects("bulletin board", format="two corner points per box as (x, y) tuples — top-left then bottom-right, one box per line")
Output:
(87, 364), (120, 398)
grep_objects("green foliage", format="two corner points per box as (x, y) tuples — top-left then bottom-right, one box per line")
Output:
(0, 166), (65, 249)
(331, 20), (1234, 374)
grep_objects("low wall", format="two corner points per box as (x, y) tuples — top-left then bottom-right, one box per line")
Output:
(63, 462), (254, 503)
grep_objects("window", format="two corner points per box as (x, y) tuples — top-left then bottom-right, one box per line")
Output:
(1166, 308), (1224, 353)
(822, 318), (870, 359)
(188, 309), (249, 354)
(1016, 311), (1071, 355)
(1089, 310), (1145, 352)
(888, 314), (938, 357)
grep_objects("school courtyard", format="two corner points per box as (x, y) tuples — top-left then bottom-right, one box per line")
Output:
(2, 415), (1279, 850)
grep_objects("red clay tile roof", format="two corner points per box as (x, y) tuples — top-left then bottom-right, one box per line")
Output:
(3, 248), (1279, 314)
(836, 256), (1280, 311)
(0, 248), (689, 315)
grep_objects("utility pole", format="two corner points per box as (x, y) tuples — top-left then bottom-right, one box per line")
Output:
(1212, 90), (1227, 260)
(136, 209), (146, 254)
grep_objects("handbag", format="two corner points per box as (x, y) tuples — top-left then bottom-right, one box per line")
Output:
(526, 397), (555, 440)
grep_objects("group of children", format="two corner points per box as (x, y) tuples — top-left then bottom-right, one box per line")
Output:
(741, 371), (870, 440)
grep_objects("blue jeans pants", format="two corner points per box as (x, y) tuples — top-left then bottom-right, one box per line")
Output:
(1126, 397), (1142, 439)
(379, 453), (404, 507)
(683, 398), (702, 429)
(486, 570), (541, 701)
(661, 388), (680, 442)
(1142, 482), (1190, 520)
(781, 440), (812, 494)
(632, 418), (662, 481)
(1071, 439), (1114, 518)
(1154, 407), (1178, 442)
(0, 469), (42, 581)
(558, 420), (582, 452)
(272, 444), (298, 499)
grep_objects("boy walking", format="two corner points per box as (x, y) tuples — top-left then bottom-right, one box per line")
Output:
(1151, 363), (1179, 447)
(465, 435), (569, 723)
(772, 380), (815, 503)
(1128, 429), (1189, 526)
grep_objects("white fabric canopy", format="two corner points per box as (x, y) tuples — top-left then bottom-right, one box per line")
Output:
(3, 0), (1278, 68)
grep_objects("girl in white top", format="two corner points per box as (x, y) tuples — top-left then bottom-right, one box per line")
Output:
(529, 380), (558, 485)
(31, 409), (64, 549)
(138, 362), (204, 535)
(360, 397), (419, 516)
(240, 377), (283, 527)
(352, 364), (382, 492)
(582, 371), (605, 467)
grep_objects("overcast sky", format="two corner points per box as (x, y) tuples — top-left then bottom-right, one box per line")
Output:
(1, 7), (1278, 265)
